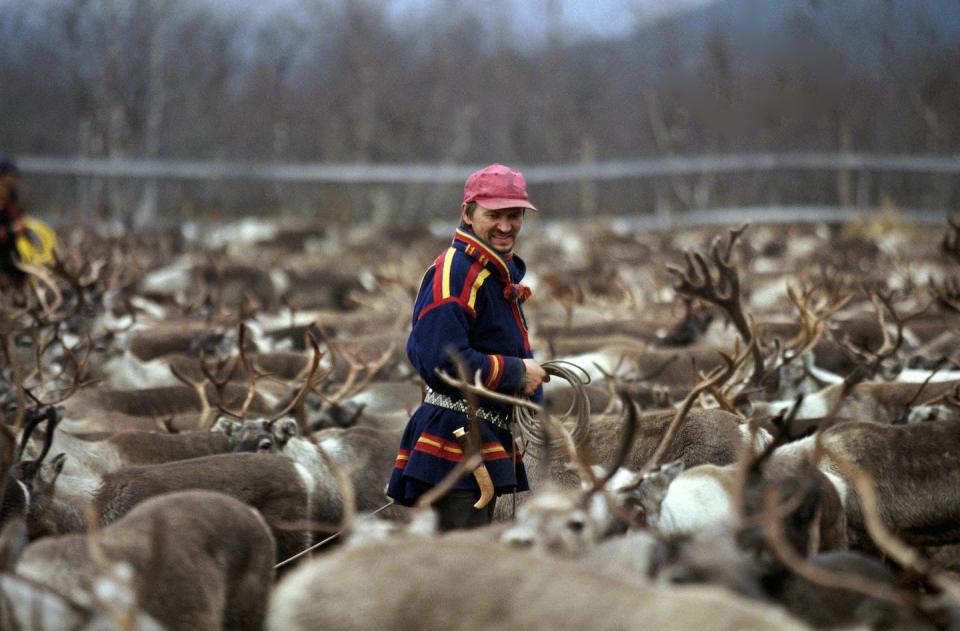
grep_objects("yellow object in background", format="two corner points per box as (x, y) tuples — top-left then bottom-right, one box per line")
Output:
(15, 217), (57, 265)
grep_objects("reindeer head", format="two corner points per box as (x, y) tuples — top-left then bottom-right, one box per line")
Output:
(500, 486), (602, 557)
(624, 460), (685, 526)
(14, 451), (66, 540)
(270, 417), (300, 448)
(213, 418), (278, 453)
(305, 398), (367, 430)
(647, 532), (766, 600)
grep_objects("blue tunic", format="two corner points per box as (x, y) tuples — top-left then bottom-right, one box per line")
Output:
(386, 227), (540, 506)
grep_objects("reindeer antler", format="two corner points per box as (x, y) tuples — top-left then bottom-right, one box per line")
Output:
(268, 332), (325, 423)
(169, 363), (215, 429)
(752, 282), (854, 391)
(838, 290), (928, 379)
(666, 224), (766, 388)
(759, 486), (920, 611)
(310, 328), (395, 406)
(640, 340), (751, 475)
(20, 333), (95, 409)
(928, 275), (960, 314)
(816, 444), (960, 605)
(204, 323), (258, 420)
(433, 368), (543, 414)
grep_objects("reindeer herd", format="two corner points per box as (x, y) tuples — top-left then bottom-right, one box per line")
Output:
(0, 213), (959, 630)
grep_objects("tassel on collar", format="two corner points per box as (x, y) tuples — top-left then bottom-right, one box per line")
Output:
(503, 283), (532, 304)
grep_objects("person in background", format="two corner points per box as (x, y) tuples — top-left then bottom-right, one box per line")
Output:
(0, 158), (27, 291)
(386, 163), (549, 530)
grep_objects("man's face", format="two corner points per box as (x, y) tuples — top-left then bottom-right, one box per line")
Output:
(461, 204), (525, 255)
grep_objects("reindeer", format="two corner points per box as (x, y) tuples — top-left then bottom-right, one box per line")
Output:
(23, 447), (316, 567)
(788, 417), (960, 549)
(633, 447), (849, 555)
(640, 411), (960, 553)
(266, 536), (808, 631)
(10, 490), (275, 631)
(53, 382), (278, 433)
(434, 348), (771, 527)
(754, 377), (960, 426)
(219, 416), (402, 519)
(20, 410), (288, 503)
(48, 322), (328, 437)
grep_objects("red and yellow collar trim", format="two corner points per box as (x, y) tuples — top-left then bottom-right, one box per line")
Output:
(453, 228), (512, 285)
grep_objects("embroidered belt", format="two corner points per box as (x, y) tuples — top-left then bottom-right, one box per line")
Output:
(423, 387), (513, 431)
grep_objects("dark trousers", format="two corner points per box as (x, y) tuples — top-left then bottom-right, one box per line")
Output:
(434, 490), (496, 531)
(0, 242), (25, 290)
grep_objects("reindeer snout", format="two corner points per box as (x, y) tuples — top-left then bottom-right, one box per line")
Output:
(501, 526), (535, 549)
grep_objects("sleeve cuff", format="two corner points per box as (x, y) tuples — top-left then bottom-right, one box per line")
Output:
(497, 356), (525, 394)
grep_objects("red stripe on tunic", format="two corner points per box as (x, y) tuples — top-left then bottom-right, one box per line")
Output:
(431, 250), (447, 303)
(510, 304), (532, 351)
(412, 434), (520, 463)
(485, 354), (504, 390)
(417, 296), (475, 321)
(454, 230), (511, 284)
(458, 261), (483, 304)
(393, 449), (411, 470)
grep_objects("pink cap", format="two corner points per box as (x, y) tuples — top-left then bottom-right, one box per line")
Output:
(462, 163), (537, 211)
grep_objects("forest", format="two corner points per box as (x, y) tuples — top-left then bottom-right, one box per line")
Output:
(1, 0), (958, 220)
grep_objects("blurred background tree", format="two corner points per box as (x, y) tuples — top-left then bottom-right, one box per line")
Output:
(1, 0), (958, 222)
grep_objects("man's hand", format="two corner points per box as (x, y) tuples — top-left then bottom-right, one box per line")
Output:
(521, 359), (549, 396)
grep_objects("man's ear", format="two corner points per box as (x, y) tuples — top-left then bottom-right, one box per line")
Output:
(460, 202), (471, 227)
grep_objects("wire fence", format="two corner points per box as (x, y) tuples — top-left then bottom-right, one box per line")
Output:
(14, 152), (960, 223)
(17, 152), (960, 183)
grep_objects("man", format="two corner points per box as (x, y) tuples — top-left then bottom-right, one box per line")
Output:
(386, 163), (549, 530)
(0, 158), (27, 291)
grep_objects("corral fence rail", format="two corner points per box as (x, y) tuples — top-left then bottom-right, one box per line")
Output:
(13, 152), (960, 223)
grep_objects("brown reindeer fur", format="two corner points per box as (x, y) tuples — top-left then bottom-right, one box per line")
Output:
(588, 408), (760, 472)
(815, 418), (960, 547)
(93, 453), (316, 562)
(313, 426), (402, 515)
(775, 550), (933, 630)
(127, 323), (253, 362)
(621, 346), (732, 388)
(267, 537), (807, 631)
(841, 380), (960, 423)
(60, 384), (275, 432)
(505, 408), (763, 521)
(750, 455), (849, 553)
(58, 429), (234, 473)
(17, 490), (275, 631)
(160, 351), (313, 386)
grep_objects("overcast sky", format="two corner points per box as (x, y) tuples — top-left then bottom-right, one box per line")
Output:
(385, 0), (721, 41)
(229, 0), (722, 45)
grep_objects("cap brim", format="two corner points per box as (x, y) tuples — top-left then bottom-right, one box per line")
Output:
(474, 197), (537, 211)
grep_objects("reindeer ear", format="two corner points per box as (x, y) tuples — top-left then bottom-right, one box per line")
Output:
(660, 460), (685, 482)
(211, 417), (240, 436)
(637, 460), (686, 518)
(272, 418), (299, 446)
(345, 402), (367, 427)
(38, 453), (66, 484)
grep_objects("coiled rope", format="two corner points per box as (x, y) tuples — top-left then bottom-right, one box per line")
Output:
(512, 360), (592, 449)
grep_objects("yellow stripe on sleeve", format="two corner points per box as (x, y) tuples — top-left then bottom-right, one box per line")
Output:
(486, 355), (501, 387)
(467, 269), (491, 310)
(441, 247), (456, 299)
